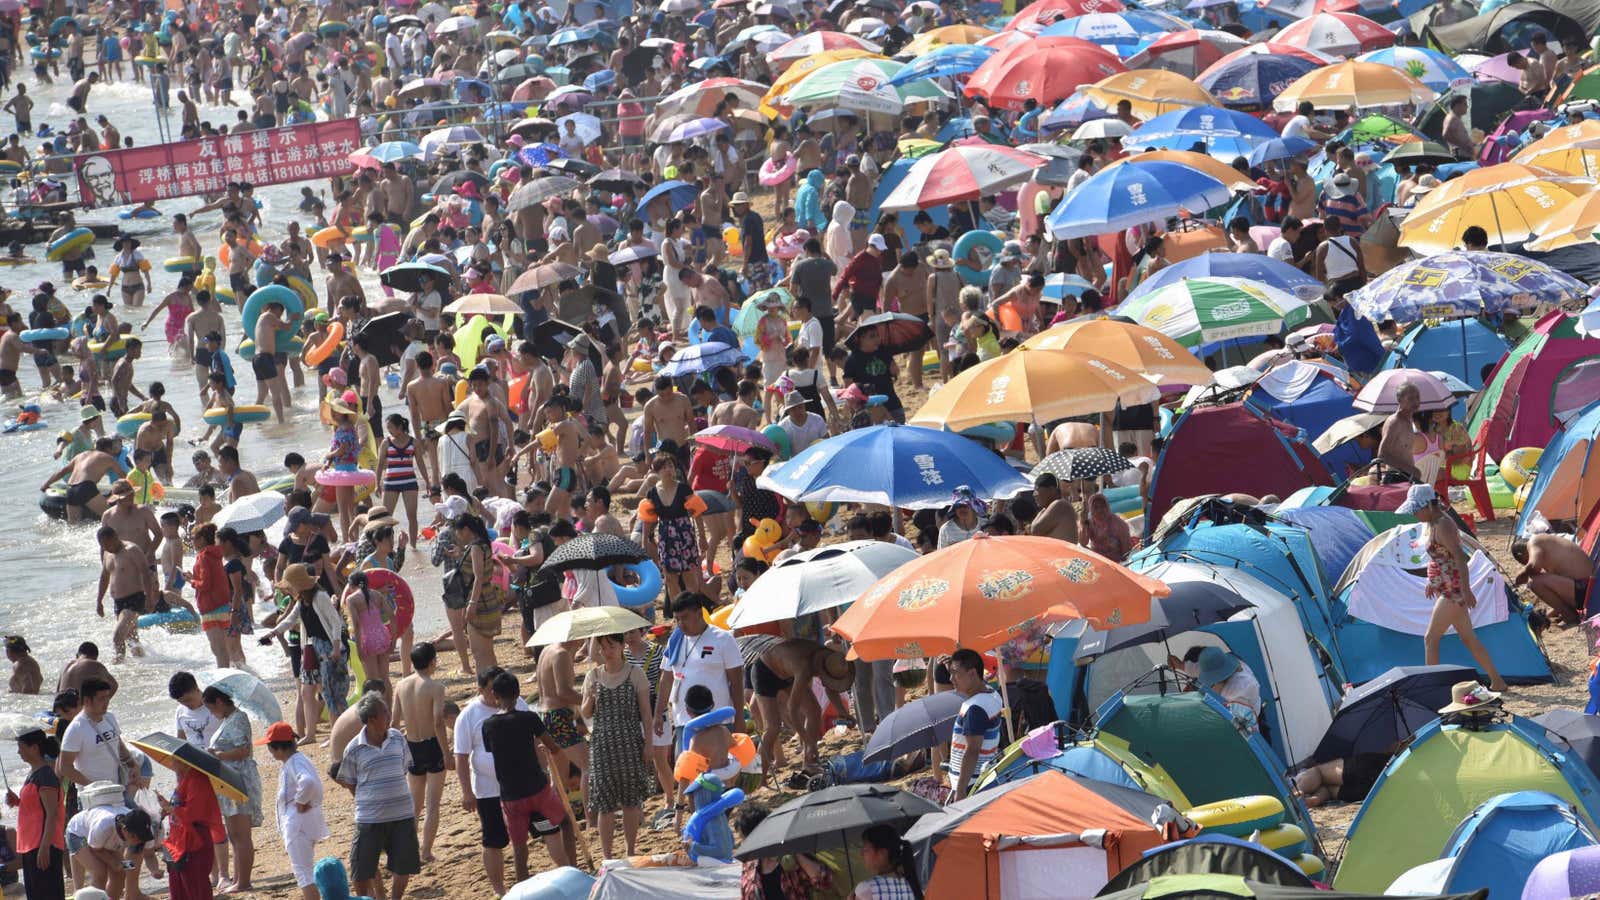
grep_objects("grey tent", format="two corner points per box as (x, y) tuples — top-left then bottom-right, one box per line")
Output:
(1421, 1), (1584, 53)
(587, 863), (741, 899)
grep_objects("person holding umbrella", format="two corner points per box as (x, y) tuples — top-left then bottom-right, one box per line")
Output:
(153, 742), (225, 900)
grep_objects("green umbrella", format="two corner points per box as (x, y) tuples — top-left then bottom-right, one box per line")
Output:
(1382, 140), (1454, 166)
(1116, 277), (1307, 349)
(782, 58), (948, 115)
(733, 287), (792, 336)
(1345, 113), (1416, 144)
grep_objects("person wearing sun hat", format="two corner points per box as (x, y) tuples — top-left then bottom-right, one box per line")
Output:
(260, 719), (328, 900)
(1174, 645), (1262, 731)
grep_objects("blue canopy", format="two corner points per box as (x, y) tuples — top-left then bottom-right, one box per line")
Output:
(889, 44), (997, 85)
(1195, 51), (1322, 111)
(638, 179), (699, 214)
(1046, 162), (1235, 240)
(757, 424), (1030, 509)
(1126, 106), (1278, 160)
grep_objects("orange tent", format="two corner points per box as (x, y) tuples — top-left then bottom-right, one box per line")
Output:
(905, 770), (1178, 899)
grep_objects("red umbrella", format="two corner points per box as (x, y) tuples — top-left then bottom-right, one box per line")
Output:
(1125, 29), (1249, 77)
(692, 425), (778, 454)
(1274, 12), (1394, 56)
(879, 145), (1047, 211)
(1005, 0), (1126, 33)
(511, 76), (557, 102)
(964, 37), (1126, 111)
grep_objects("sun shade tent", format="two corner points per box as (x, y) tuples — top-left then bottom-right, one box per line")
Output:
(905, 770), (1176, 900)
(1421, 1), (1586, 53)
(973, 732), (1192, 806)
(1099, 834), (1315, 892)
(1385, 790), (1598, 897)
(1380, 319), (1510, 396)
(1467, 311), (1600, 462)
(1099, 874), (1487, 900)
(1516, 400), (1600, 533)
(1330, 524), (1552, 684)
(1245, 363), (1366, 476)
(1334, 717), (1600, 893)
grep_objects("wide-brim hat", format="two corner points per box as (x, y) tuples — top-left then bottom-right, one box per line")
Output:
(1439, 680), (1501, 714)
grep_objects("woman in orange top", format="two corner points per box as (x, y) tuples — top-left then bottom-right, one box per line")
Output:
(9, 727), (65, 900)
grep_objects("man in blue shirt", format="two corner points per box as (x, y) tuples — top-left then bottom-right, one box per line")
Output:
(696, 306), (739, 349)
(1331, 291), (1383, 378)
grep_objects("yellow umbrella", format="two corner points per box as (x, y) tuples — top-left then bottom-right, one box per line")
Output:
(1399, 163), (1582, 251)
(1525, 192), (1600, 251)
(131, 733), (249, 804)
(1083, 69), (1216, 120)
(909, 346), (1161, 430)
(903, 24), (995, 55)
(442, 293), (521, 316)
(1272, 60), (1435, 112)
(1512, 118), (1600, 175)
(1022, 319), (1214, 385)
(1101, 149), (1257, 191)
(760, 48), (886, 117)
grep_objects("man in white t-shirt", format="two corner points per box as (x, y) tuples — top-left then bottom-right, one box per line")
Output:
(1280, 102), (1329, 142)
(777, 393), (830, 454)
(793, 296), (826, 372)
(1266, 217), (1304, 268)
(453, 666), (532, 898)
(653, 594), (744, 746)
(59, 678), (141, 791)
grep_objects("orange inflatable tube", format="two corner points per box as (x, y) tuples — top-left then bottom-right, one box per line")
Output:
(304, 321), (344, 366)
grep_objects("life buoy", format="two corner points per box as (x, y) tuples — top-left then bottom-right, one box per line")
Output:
(237, 336), (305, 360)
(953, 230), (1003, 286)
(609, 560), (663, 609)
(116, 412), (151, 438)
(240, 284), (305, 337)
(201, 404), (271, 425)
(19, 327), (68, 343)
(163, 256), (202, 274)
(361, 569), (415, 640)
(304, 321), (344, 366)
(46, 227), (93, 262)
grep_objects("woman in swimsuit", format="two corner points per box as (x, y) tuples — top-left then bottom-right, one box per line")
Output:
(108, 236), (152, 308)
(1409, 485), (1507, 691)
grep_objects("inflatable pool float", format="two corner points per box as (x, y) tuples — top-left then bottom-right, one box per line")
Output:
(1252, 822), (1306, 859)
(163, 256), (202, 274)
(284, 274), (316, 309)
(29, 47), (60, 59)
(45, 227), (93, 262)
(315, 467), (376, 487)
(115, 411), (151, 438)
(1498, 447), (1541, 489)
(0, 160), (22, 177)
(1295, 854), (1324, 878)
(1185, 795), (1284, 838)
(3, 416), (46, 434)
(19, 327), (68, 344)
(0, 256), (36, 266)
(214, 284), (235, 304)
(240, 284), (305, 338)
(303, 321), (344, 366)
(134, 53), (165, 67)
(758, 154), (797, 187)
(201, 404), (270, 426)
(87, 338), (126, 359)
(609, 560), (662, 610)
(118, 207), (162, 219)
(317, 20), (349, 37)
(953, 230), (1003, 286)
(237, 336), (305, 360)
(38, 484), (79, 520)
(361, 568), (415, 640)
(311, 226), (349, 249)
(72, 277), (109, 291)
(137, 608), (198, 630)
(1105, 483), (1143, 518)
(721, 224), (743, 257)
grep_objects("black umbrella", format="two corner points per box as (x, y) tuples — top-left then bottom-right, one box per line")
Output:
(1029, 447), (1132, 482)
(538, 532), (649, 574)
(530, 317), (588, 360)
(589, 168), (648, 192)
(845, 312), (935, 356)
(1311, 664), (1474, 763)
(545, 157), (601, 178)
(733, 784), (939, 861)
(431, 170), (491, 196)
(862, 691), (966, 764)
(1533, 709), (1600, 783)
(1072, 579), (1257, 660)
(1382, 141), (1455, 167)
(379, 261), (451, 293)
(132, 732), (249, 804)
(352, 312), (411, 366)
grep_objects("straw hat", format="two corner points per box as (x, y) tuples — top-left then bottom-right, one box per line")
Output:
(274, 563), (318, 596)
(817, 649), (856, 692)
(586, 242), (610, 263)
(1439, 680), (1501, 715)
(328, 390), (361, 416)
(1411, 174), (1440, 197)
(730, 191), (752, 206)
(927, 248), (955, 269)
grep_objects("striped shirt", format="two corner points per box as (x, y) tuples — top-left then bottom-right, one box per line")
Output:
(946, 689), (1003, 781)
(337, 727), (414, 824)
(382, 438), (417, 489)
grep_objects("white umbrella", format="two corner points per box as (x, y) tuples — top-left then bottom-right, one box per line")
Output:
(555, 112), (603, 145)
(1313, 411), (1386, 454)
(726, 540), (918, 629)
(1072, 118), (1132, 140)
(0, 712), (49, 739)
(507, 175), (582, 212)
(211, 492), (285, 534)
(197, 668), (284, 724)
(662, 0), (700, 11)
(846, 16), (886, 35)
(434, 14), (478, 35)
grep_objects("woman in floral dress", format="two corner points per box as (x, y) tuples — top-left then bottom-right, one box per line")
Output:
(204, 685), (264, 894)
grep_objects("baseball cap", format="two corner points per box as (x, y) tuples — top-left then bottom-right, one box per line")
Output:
(287, 507), (313, 529)
(255, 721), (298, 745)
(868, 233), (887, 252)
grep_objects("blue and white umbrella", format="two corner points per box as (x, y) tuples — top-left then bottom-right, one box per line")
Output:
(419, 125), (485, 158)
(550, 24), (604, 47)
(1247, 136), (1317, 166)
(363, 140), (422, 163)
(1038, 10), (1191, 53)
(516, 142), (567, 167)
(583, 68), (617, 92)
(1355, 46), (1471, 93)
(638, 179), (700, 213)
(1125, 105), (1278, 160)
(659, 341), (743, 377)
(1041, 91), (1113, 132)
(757, 424), (1031, 509)
(1348, 252), (1587, 323)
(888, 44), (997, 85)
(1129, 250), (1324, 301)
(1046, 161), (1239, 240)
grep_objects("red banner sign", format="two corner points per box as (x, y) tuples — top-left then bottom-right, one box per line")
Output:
(74, 118), (362, 208)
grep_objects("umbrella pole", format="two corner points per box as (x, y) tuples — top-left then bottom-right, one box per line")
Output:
(542, 743), (596, 870)
(996, 656), (1017, 748)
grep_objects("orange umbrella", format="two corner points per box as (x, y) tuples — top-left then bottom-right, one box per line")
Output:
(1271, 60), (1434, 111)
(1083, 69), (1216, 120)
(908, 346), (1160, 430)
(1511, 118), (1600, 175)
(1022, 319), (1215, 384)
(831, 533), (1167, 661)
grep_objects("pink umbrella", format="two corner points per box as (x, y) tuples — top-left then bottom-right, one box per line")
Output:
(654, 76), (769, 118)
(766, 31), (882, 65)
(1005, 0), (1126, 33)
(693, 425), (778, 454)
(1468, 53), (1520, 84)
(511, 76), (557, 101)
(879, 144), (1047, 211)
(1352, 368), (1454, 413)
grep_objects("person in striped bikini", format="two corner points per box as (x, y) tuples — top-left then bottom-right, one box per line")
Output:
(377, 414), (428, 548)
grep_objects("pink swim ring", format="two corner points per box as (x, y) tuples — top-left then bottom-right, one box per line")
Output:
(316, 467), (376, 487)
(759, 154), (798, 187)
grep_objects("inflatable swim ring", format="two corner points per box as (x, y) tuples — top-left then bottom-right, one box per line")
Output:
(317, 20), (349, 37)
(117, 207), (162, 219)
(361, 569), (415, 640)
(133, 53), (165, 66)
(311, 226), (349, 249)
(3, 417), (47, 434)
(201, 404), (270, 426)
(1184, 795), (1284, 838)
(163, 256), (202, 274)
(237, 336), (305, 360)
(1498, 447), (1541, 489)
(758, 154), (797, 187)
(73, 277), (110, 291)
(88, 338), (126, 359)
(315, 467), (376, 487)
(953, 230), (1003, 287)
(0, 256), (36, 266)
(45, 227), (93, 262)
(284, 274), (316, 309)
(29, 47), (60, 59)
(1253, 822), (1306, 859)
(609, 560), (663, 610)
(303, 321), (344, 366)
(137, 608), (198, 629)
(116, 412), (151, 439)
(0, 160), (22, 177)
(19, 327), (68, 343)
(240, 284), (305, 337)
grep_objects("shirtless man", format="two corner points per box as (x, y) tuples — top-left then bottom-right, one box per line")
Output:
(880, 253), (931, 389)
(582, 426), (621, 489)
(5, 637), (40, 694)
(172, 213), (203, 260)
(133, 411), (176, 484)
(57, 642), (117, 697)
(710, 381), (762, 429)
(379, 164), (414, 225)
(640, 375), (694, 460)
(460, 367), (514, 497)
(535, 638), (589, 818)
(751, 639), (853, 774)
(844, 156), (874, 251)
(184, 292), (226, 393)
(405, 351), (453, 492)
(108, 339), (145, 417)
(1377, 383), (1422, 483)
(325, 254), (365, 310)
(1512, 534), (1596, 625)
(392, 642), (450, 863)
(216, 445), (260, 502)
(513, 343), (554, 431)
(1046, 420), (1101, 454)
(547, 396), (587, 521)
(95, 523), (159, 662)
(101, 478), (162, 559)
(0, 314), (23, 398)
(253, 300), (291, 422)
(40, 436), (124, 523)
(1029, 473), (1080, 542)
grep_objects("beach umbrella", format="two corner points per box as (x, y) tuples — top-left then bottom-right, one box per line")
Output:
(1273, 11), (1394, 56)
(727, 540), (919, 629)
(655, 76), (770, 118)
(544, 86), (594, 112)
(510, 76), (557, 102)
(608, 245), (657, 266)
(581, 69), (617, 93)
(588, 168), (647, 192)
(903, 24), (996, 55)
(554, 112), (602, 145)
(1349, 251), (1585, 323)
(379, 262), (451, 293)
(1123, 105), (1278, 160)
(878, 145), (1046, 211)
(728, 23), (784, 51)
(862, 693), (967, 764)
(888, 44), (996, 85)
(783, 58), (948, 114)
(1037, 10), (1192, 53)
(1041, 91), (1114, 131)
(1523, 193), (1600, 252)
(1023, 318), (1214, 383)
(664, 116), (729, 143)
(548, 24), (604, 47)
(692, 424), (777, 454)
(832, 533), (1167, 659)
(732, 288), (793, 336)
(131, 733), (249, 804)
(1398, 164), (1581, 251)
(1354, 46), (1471, 93)
(734, 785), (939, 861)
(637, 179), (700, 214)
(1083, 68), (1218, 120)
(1045, 160), (1241, 240)
(1197, 44), (1329, 109)
(1381, 140), (1455, 167)
(1525, 847), (1600, 900)
(544, 158), (600, 179)
(538, 532), (649, 574)
(964, 36), (1126, 111)
(1511, 118), (1600, 176)
(1313, 412), (1387, 454)
(433, 14), (477, 35)
(757, 424), (1032, 509)
(766, 30), (881, 67)
(506, 175), (583, 213)
(516, 142), (567, 168)
(1352, 368), (1455, 413)
(1006, 0), (1127, 33)
(1248, 136), (1318, 165)
(1312, 664), (1473, 762)
(396, 76), (447, 100)
(527, 606), (651, 647)
(211, 492), (285, 533)
(507, 262), (581, 294)
(844, 312), (935, 355)
(351, 313), (410, 367)
(909, 347), (1160, 430)
(196, 668), (283, 724)
(359, 141), (422, 164)
(1341, 112), (1421, 145)
(1113, 277), (1309, 349)
(658, 341), (742, 377)
(1030, 446), (1135, 482)
(760, 48), (885, 116)
(1272, 60), (1435, 112)
(418, 125), (484, 158)
(1125, 29), (1248, 76)
(443, 293), (520, 316)
(1072, 571), (1264, 660)
(1071, 118), (1132, 139)
(431, 171), (490, 196)
(844, 16), (886, 36)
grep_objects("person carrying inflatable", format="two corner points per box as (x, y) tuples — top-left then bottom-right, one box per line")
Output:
(673, 686), (754, 863)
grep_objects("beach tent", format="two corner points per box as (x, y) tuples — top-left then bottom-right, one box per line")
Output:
(1380, 318), (1510, 400)
(587, 863), (740, 897)
(905, 770), (1176, 900)
(1100, 835), (1313, 892)
(1146, 403), (1331, 538)
(1516, 400), (1600, 534)
(1467, 311), (1600, 462)
(1100, 874), (1486, 900)
(1421, 1), (1586, 53)
(1385, 791), (1598, 898)
(1245, 363), (1366, 476)
(1094, 690), (1312, 835)
(1331, 523), (1551, 684)
(1069, 561), (1337, 767)
(1334, 716), (1600, 892)
(1272, 505), (1411, 595)
(973, 732), (1192, 807)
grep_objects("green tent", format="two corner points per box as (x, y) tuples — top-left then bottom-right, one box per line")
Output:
(1098, 873), (1486, 900)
